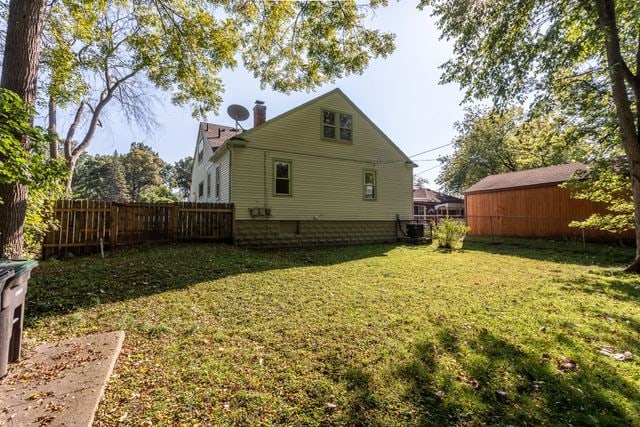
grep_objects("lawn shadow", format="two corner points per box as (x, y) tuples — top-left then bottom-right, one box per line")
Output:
(463, 237), (635, 268)
(397, 328), (639, 425)
(26, 242), (397, 326)
(556, 269), (640, 305)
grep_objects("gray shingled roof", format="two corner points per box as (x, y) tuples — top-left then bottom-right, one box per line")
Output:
(464, 162), (587, 194)
(413, 188), (462, 204)
(200, 122), (241, 150)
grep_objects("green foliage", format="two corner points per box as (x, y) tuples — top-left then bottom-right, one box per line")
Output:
(433, 217), (469, 249)
(0, 88), (69, 258)
(0, 89), (48, 185)
(72, 153), (130, 202)
(422, 0), (640, 253)
(234, 1), (395, 94)
(121, 142), (166, 202)
(413, 176), (428, 189)
(41, 1), (395, 119)
(564, 157), (635, 233)
(72, 144), (180, 202)
(139, 185), (179, 203)
(172, 156), (193, 199)
(437, 107), (587, 194)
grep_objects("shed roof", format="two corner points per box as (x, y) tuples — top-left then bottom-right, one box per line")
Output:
(464, 162), (587, 194)
(199, 122), (240, 150)
(413, 188), (463, 204)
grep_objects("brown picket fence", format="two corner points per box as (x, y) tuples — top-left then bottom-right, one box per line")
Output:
(42, 200), (234, 259)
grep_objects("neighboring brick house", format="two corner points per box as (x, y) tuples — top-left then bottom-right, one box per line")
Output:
(413, 188), (464, 223)
(190, 88), (416, 246)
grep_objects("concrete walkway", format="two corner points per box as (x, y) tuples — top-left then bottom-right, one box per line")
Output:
(0, 331), (124, 426)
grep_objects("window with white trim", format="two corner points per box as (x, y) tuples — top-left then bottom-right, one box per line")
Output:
(206, 172), (211, 197)
(198, 181), (204, 198)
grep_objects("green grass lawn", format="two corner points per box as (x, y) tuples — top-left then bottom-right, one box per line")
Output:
(26, 239), (640, 425)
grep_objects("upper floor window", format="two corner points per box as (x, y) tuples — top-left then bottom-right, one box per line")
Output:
(364, 170), (376, 200)
(215, 165), (221, 198)
(323, 110), (352, 142)
(197, 139), (204, 163)
(274, 160), (291, 196)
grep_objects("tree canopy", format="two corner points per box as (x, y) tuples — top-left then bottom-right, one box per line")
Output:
(39, 0), (395, 180)
(72, 145), (191, 203)
(422, 0), (640, 269)
(437, 108), (587, 194)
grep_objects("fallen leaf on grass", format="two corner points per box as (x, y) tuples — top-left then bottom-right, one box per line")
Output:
(599, 346), (633, 361)
(557, 357), (578, 373)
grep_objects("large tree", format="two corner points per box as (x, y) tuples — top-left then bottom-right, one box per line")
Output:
(1, 0), (395, 257)
(172, 156), (193, 199)
(72, 153), (130, 202)
(41, 0), (395, 186)
(438, 108), (586, 194)
(423, 0), (640, 271)
(121, 142), (166, 202)
(0, 0), (47, 258)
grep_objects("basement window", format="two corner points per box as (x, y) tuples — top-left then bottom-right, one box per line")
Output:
(322, 110), (352, 142)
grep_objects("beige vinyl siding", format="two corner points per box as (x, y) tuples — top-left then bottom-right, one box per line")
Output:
(230, 91), (413, 220)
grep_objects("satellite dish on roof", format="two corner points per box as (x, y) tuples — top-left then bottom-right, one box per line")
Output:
(227, 104), (249, 130)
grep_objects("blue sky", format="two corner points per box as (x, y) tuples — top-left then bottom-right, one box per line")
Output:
(68, 2), (465, 190)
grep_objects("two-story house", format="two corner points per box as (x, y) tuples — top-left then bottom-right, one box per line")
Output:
(190, 88), (415, 246)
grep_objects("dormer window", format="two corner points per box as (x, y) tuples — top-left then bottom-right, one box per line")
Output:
(322, 110), (352, 142)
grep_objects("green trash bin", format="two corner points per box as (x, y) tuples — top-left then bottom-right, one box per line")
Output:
(0, 260), (37, 377)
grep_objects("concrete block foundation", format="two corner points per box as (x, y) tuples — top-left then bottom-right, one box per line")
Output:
(234, 220), (401, 247)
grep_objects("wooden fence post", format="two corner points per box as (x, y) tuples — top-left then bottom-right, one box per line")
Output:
(231, 204), (236, 243)
(110, 203), (118, 248)
(171, 203), (179, 242)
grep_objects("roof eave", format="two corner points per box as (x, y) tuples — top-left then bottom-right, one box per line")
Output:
(464, 181), (568, 195)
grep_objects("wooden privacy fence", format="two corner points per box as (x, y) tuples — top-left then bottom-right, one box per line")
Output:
(42, 200), (234, 259)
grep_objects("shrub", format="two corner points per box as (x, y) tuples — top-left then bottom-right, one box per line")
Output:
(433, 218), (469, 249)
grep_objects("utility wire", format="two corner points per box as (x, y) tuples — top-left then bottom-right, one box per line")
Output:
(414, 164), (440, 176)
(408, 142), (454, 158)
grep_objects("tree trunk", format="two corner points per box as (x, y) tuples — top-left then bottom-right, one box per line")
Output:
(0, 184), (29, 259)
(594, 0), (640, 272)
(48, 97), (58, 159)
(65, 156), (78, 193)
(0, 0), (47, 259)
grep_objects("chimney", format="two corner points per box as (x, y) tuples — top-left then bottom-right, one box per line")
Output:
(253, 100), (266, 127)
